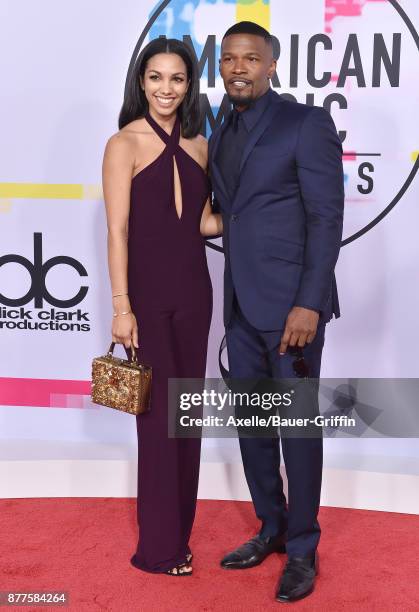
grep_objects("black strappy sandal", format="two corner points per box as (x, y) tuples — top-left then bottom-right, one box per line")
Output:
(166, 552), (194, 576)
(166, 562), (193, 577)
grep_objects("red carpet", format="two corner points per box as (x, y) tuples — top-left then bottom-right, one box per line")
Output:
(1, 498), (418, 611)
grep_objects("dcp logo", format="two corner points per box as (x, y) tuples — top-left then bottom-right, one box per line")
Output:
(0, 233), (88, 308)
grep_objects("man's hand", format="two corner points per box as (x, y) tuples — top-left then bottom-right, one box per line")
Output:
(279, 306), (319, 354)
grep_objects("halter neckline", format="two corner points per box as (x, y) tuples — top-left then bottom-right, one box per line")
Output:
(145, 110), (180, 145)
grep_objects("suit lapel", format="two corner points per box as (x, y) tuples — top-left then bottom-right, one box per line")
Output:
(238, 91), (281, 174)
(210, 90), (282, 208)
(210, 118), (231, 205)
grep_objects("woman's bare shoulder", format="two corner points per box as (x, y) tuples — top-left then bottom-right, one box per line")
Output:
(104, 119), (153, 158)
(105, 130), (133, 151)
(190, 133), (208, 162)
(108, 118), (150, 144)
(193, 133), (208, 148)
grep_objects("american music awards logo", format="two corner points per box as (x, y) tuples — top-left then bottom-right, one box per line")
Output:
(126, 0), (419, 247)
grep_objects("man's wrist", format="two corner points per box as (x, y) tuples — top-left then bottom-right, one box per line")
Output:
(293, 304), (321, 315)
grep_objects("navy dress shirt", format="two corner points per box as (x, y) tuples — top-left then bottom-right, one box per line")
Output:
(215, 88), (272, 204)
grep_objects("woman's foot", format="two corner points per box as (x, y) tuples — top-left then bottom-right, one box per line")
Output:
(166, 552), (193, 576)
(166, 561), (192, 576)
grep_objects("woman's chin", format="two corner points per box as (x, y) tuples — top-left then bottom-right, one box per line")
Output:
(149, 100), (180, 117)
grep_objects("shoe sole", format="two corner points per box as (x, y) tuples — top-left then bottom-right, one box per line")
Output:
(276, 584), (314, 603)
(275, 557), (318, 602)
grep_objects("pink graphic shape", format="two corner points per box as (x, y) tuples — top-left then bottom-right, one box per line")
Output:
(0, 377), (91, 408)
(325, 0), (387, 33)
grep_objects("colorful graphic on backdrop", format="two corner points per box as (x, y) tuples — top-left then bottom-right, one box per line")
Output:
(126, 0), (419, 246)
(1, 0), (418, 408)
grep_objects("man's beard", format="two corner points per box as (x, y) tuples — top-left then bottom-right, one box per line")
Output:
(227, 92), (253, 108)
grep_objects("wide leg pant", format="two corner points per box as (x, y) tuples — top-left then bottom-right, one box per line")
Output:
(126, 301), (211, 573)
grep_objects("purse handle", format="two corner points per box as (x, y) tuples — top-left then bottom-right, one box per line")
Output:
(107, 341), (138, 364)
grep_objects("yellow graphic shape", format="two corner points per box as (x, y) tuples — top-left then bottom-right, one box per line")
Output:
(236, 0), (270, 30)
(411, 151), (419, 162)
(0, 183), (103, 200)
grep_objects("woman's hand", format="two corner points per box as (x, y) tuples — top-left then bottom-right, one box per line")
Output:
(200, 197), (223, 236)
(112, 311), (139, 349)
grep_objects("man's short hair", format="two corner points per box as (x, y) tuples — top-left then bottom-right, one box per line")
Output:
(222, 21), (272, 46)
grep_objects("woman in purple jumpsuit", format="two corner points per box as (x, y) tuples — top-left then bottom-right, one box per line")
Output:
(102, 39), (222, 576)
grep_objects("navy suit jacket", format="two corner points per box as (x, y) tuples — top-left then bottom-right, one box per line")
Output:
(208, 88), (345, 331)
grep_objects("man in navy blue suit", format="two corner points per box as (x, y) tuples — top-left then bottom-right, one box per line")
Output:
(209, 22), (344, 603)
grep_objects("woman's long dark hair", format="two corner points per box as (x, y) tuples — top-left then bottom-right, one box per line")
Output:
(118, 38), (201, 138)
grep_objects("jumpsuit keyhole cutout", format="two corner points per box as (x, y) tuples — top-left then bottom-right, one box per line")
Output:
(173, 155), (183, 221)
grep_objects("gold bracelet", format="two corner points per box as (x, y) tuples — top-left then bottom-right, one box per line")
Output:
(113, 310), (132, 317)
(112, 292), (128, 298)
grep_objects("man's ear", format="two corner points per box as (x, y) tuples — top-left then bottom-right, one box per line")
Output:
(268, 59), (277, 80)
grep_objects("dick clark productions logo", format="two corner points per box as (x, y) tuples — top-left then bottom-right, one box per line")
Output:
(0, 233), (90, 332)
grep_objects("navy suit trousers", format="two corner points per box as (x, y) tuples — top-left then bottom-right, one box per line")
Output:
(226, 294), (326, 558)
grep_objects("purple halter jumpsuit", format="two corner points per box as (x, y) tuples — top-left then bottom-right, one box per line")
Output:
(126, 111), (212, 573)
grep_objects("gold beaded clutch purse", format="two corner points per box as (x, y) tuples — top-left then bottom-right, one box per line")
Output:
(91, 342), (152, 415)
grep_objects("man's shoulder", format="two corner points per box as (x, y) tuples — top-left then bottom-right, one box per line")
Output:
(275, 95), (327, 122)
(209, 96), (329, 142)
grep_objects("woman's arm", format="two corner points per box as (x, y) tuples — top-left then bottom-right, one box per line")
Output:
(102, 133), (139, 349)
(195, 135), (223, 237)
(200, 197), (223, 236)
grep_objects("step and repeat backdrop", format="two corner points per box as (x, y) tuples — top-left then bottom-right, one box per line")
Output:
(1, 0), (418, 505)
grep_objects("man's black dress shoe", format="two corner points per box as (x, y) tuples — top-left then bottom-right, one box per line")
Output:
(220, 533), (287, 569)
(275, 552), (319, 603)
